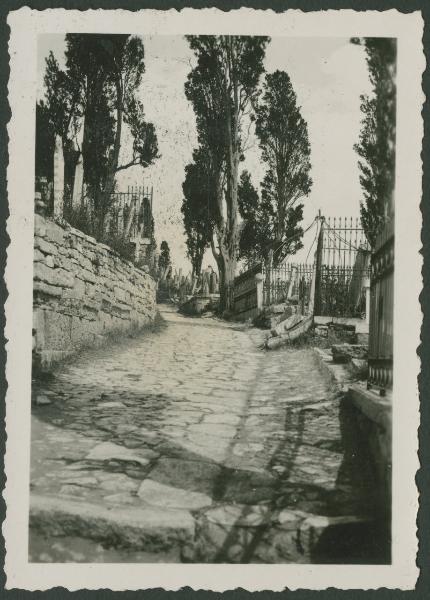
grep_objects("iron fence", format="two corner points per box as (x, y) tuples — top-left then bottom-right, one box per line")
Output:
(322, 217), (370, 268)
(316, 217), (371, 318)
(109, 185), (154, 240)
(319, 263), (370, 318)
(262, 263), (314, 311)
(367, 219), (394, 394)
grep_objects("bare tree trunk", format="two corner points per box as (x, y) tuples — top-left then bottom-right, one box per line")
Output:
(102, 78), (123, 237)
(219, 40), (240, 315)
(265, 248), (274, 306)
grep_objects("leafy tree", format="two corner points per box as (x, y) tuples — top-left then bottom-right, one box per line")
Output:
(35, 100), (55, 181)
(158, 240), (171, 273)
(353, 38), (396, 247)
(38, 34), (159, 238)
(254, 70), (312, 267)
(40, 51), (82, 197)
(63, 35), (118, 221)
(181, 147), (216, 277)
(185, 35), (269, 313)
(238, 171), (270, 267)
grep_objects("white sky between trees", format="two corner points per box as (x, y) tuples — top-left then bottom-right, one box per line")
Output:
(37, 34), (372, 273)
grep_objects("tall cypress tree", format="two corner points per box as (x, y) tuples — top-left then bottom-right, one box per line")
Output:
(185, 35), (269, 313)
(353, 38), (396, 247)
(254, 70), (312, 267)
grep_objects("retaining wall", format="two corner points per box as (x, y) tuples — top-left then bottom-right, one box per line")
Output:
(33, 214), (157, 368)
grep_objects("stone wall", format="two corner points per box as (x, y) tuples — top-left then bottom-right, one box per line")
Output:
(33, 214), (157, 368)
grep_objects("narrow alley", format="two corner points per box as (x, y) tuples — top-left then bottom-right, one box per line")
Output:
(29, 305), (381, 564)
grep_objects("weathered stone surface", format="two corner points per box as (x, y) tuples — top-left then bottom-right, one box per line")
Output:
(297, 514), (371, 560)
(29, 529), (182, 563)
(350, 358), (368, 378)
(332, 344), (368, 363)
(203, 413), (241, 426)
(202, 504), (271, 528)
(30, 494), (195, 551)
(195, 504), (291, 563)
(103, 492), (136, 505)
(64, 476), (99, 487)
(270, 303), (289, 315)
(272, 313), (303, 337)
(315, 325), (328, 337)
(97, 474), (139, 493)
(86, 442), (151, 467)
(148, 458), (222, 496)
(33, 280), (63, 298)
(33, 215), (156, 369)
(266, 316), (313, 349)
(96, 401), (125, 409)
(59, 484), (85, 497)
(34, 394), (52, 406)
(30, 307), (384, 563)
(138, 479), (212, 510)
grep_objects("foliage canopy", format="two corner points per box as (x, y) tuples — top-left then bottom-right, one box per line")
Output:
(353, 38), (396, 247)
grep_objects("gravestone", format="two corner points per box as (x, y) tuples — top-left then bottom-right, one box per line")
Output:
(53, 135), (64, 218)
(72, 153), (84, 210)
(210, 270), (219, 294)
(202, 272), (210, 296)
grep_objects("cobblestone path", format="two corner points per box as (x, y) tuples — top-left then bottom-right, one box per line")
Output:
(30, 305), (375, 563)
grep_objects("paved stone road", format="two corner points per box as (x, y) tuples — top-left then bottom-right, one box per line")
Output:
(30, 305), (377, 563)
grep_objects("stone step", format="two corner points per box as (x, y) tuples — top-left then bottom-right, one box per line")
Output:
(193, 503), (376, 563)
(30, 494), (195, 554)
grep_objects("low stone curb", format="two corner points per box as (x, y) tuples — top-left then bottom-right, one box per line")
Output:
(312, 347), (351, 390)
(30, 494), (195, 553)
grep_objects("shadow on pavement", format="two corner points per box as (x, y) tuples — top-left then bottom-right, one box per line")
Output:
(31, 365), (390, 564)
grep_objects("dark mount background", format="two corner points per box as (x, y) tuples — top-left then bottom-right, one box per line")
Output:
(0, 0), (428, 598)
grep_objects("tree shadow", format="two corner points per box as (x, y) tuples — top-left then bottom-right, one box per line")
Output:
(203, 397), (390, 564)
(31, 367), (391, 564)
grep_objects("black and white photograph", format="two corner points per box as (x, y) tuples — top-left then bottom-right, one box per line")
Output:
(4, 7), (423, 591)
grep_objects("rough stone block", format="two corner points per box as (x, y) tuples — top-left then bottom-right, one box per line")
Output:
(34, 236), (57, 256)
(272, 313), (303, 337)
(34, 262), (74, 288)
(45, 221), (65, 245)
(33, 280), (63, 298)
(70, 315), (94, 347)
(41, 310), (73, 351)
(86, 442), (151, 467)
(33, 248), (45, 262)
(315, 325), (329, 337)
(138, 479), (212, 511)
(45, 255), (55, 268)
(332, 344), (368, 363)
(30, 494), (195, 552)
(356, 332), (369, 345)
(297, 515), (372, 562)
(33, 261), (54, 283)
(80, 268), (97, 284)
(114, 286), (129, 304)
(34, 215), (47, 238)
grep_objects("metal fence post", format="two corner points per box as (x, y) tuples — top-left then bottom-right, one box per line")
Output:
(314, 217), (324, 315)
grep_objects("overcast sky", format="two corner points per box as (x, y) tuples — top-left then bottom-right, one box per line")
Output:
(37, 34), (372, 272)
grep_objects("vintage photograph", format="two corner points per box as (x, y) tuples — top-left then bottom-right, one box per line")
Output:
(4, 6), (423, 590)
(28, 31), (395, 565)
